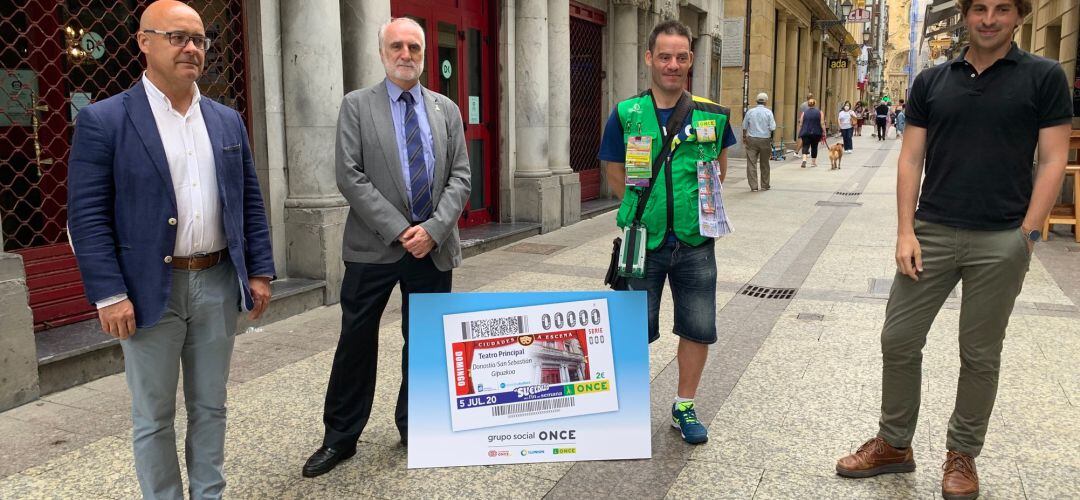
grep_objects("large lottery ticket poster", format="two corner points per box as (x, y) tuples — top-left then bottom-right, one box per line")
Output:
(408, 291), (650, 469)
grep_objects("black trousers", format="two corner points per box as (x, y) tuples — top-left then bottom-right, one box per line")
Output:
(875, 118), (887, 140)
(800, 134), (821, 158)
(321, 254), (452, 449)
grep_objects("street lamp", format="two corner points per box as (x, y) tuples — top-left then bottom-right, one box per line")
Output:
(840, 0), (854, 18)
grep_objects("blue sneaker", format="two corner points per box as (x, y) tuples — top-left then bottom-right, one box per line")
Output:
(671, 401), (708, 444)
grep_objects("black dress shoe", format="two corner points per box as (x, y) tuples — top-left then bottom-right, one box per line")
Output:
(302, 446), (356, 478)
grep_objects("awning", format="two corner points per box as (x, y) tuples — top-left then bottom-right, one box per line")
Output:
(922, 0), (960, 38)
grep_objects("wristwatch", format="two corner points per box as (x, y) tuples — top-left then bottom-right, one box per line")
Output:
(1024, 228), (1041, 242)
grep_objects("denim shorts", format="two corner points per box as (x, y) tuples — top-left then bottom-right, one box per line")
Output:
(628, 236), (717, 344)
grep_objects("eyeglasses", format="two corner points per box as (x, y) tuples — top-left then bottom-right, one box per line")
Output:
(141, 29), (212, 50)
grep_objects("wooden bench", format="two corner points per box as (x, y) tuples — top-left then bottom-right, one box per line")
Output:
(1042, 130), (1080, 242)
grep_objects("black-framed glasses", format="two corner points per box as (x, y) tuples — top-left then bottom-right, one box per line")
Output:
(141, 29), (211, 50)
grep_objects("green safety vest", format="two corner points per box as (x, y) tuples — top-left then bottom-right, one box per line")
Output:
(614, 91), (730, 250)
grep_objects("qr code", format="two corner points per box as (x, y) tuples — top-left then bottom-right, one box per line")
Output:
(461, 315), (527, 339)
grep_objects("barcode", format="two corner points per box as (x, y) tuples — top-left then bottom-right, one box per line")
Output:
(461, 315), (527, 339)
(491, 397), (575, 417)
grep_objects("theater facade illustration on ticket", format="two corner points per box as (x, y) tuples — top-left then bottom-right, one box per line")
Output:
(408, 291), (651, 469)
(443, 299), (619, 432)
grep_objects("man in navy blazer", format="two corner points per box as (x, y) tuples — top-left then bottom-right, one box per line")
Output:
(67, 1), (273, 498)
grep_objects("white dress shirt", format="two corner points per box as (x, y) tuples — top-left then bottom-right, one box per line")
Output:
(143, 73), (226, 257)
(96, 74), (226, 309)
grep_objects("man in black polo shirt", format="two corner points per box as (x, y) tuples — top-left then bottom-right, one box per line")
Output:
(835, 0), (1072, 498)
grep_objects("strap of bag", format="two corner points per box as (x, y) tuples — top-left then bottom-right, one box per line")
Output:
(630, 91), (692, 225)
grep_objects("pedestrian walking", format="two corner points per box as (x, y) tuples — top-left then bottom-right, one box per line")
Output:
(742, 92), (776, 191)
(798, 93), (814, 116)
(874, 99), (889, 140)
(599, 20), (736, 445)
(66, 1), (275, 497)
(894, 108), (906, 140)
(853, 101), (866, 136)
(796, 98), (826, 168)
(838, 103), (855, 152)
(303, 16), (471, 478)
(834, 1), (1073, 499)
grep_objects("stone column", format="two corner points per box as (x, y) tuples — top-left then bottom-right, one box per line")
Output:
(692, 33), (714, 98)
(0, 250), (37, 411)
(244, 0), (288, 277)
(341, 0), (391, 91)
(809, 33), (821, 101)
(514, 0), (560, 232)
(612, 3), (639, 101)
(638, 9), (660, 90)
(548, 0), (579, 226)
(843, 63), (851, 112)
(784, 22), (798, 144)
(773, 14), (788, 143)
(281, 0), (348, 303)
(797, 26), (811, 114)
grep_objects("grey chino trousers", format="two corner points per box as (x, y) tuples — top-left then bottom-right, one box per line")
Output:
(877, 219), (1031, 457)
(121, 260), (240, 500)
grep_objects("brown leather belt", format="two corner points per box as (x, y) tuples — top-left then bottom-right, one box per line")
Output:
(172, 249), (227, 271)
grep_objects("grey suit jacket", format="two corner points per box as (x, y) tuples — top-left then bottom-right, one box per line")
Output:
(335, 80), (471, 271)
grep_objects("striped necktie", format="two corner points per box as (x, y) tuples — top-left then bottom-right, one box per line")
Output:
(399, 91), (432, 221)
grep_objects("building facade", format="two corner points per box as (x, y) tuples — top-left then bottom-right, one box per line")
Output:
(719, 0), (863, 144)
(1, 0), (764, 410)
(884, 0), (913, 100)
(1017, 0), (1078, 128)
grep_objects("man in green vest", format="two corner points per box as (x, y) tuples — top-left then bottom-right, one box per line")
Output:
(598, 20), (736, 445)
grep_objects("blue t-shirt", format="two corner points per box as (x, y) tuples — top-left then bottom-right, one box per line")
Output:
(597, 106), (736, 163)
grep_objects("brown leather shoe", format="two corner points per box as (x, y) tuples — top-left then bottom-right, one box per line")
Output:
(836, 436), (916, 478)
(941, 451), (979, 500)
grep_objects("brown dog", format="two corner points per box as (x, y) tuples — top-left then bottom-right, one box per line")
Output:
(828, 143), (843, 170)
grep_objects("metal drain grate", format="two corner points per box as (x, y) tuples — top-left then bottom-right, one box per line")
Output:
(862, 164), (882, 168)
(834, 191), (862, 196)
(816, 201), (862, 207)
(739, 284), (797, 300)
(797, 313), (824, 321)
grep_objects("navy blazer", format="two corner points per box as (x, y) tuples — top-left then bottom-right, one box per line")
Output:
(67, 81), (275, 328)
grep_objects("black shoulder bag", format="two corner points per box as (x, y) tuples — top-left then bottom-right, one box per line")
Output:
(605, 92), (692, 290)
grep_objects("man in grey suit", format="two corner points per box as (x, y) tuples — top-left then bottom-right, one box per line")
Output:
(302, 16), (471, 478)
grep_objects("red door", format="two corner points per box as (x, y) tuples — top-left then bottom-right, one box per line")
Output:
(392, 0), (498, 227)
(2, 2), (91, 330)
(1, 1), (249, 331)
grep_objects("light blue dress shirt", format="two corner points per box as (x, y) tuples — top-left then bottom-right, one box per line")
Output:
(386, 79), (435, 202)
(742, 105), (776, 139)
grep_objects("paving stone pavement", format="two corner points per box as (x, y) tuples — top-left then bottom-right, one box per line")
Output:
(2, 133), (1078, 499)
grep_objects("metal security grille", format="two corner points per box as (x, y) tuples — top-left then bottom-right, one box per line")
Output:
(1, 0), (249, 330)
(569, 12), (604, 201)
(738, 284), (797, 300)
